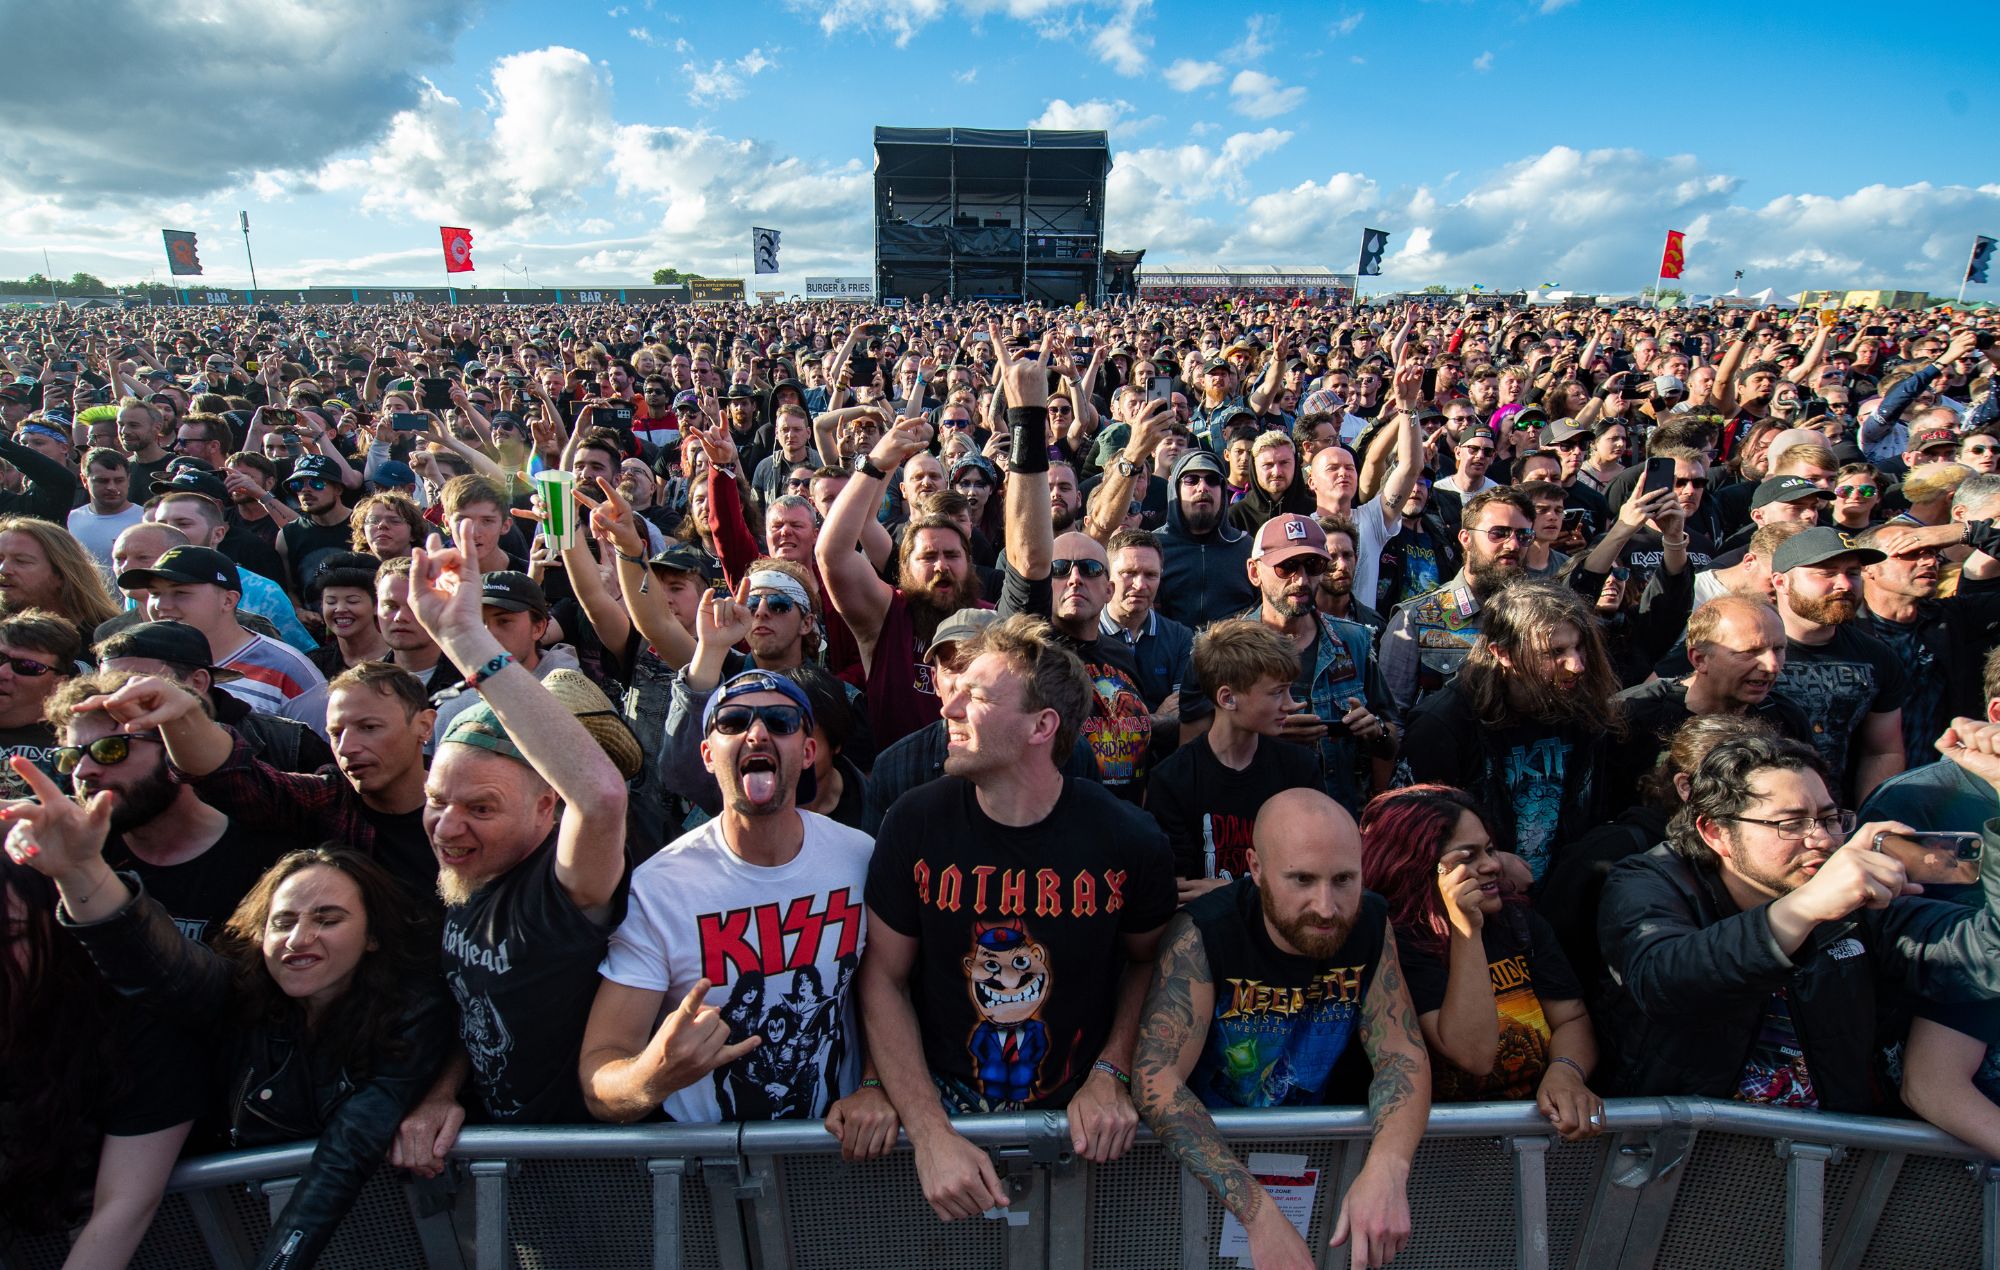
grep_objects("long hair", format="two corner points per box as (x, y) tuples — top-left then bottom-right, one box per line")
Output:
(218, 847), (440, 1075)
(1457, 580), (1624, 737)
(0, 515), (121, 632)
(1359, 784), (1492, 958)
(0, 858), (128, 1232)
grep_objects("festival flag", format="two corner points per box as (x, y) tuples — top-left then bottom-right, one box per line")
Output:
(1658, 230), (1687, 280)
(1356, 228), (1389, 276)
(162, 229), (202, 276)
(752, 227), (781, 275)
(1968, 235), (1996, 286)
(441, 226), (476, 274)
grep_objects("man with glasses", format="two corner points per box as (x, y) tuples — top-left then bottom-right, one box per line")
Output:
(582, 668), (893, 1150)
(275, 453), (355, 593)
(1431, 423), (1500, 534)
(1959, 427), (2000, 476)
(1381, 488), (1535, 714)
(1040, 529), (1152, 800)
(41, 666), (292, 942)
(1829, 464), (1883, 530)
(0, 608), (76, 799)
(1156, 450), (1257, 626)
(1599, 727), (2000, 1111)
(171, 411), (231, 470)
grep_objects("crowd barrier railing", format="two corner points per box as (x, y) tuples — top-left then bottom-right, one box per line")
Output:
(4, 1099), (1995, 1270)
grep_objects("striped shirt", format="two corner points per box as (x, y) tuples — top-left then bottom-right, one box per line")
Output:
(217, 631), (330, 737)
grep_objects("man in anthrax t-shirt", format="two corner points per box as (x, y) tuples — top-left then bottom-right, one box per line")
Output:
(862, 614), (1175, 1224)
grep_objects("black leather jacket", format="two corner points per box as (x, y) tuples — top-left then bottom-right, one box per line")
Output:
(63, 876), (449, 1269)
(1597, 824), (2000, 1112)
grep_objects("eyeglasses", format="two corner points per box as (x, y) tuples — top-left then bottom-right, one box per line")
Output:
(1724, 810), (1856, 842)
(1178, 472), (1223, 488)
(746, 594), (798, 616)
(785, 477), (813, 491)
(54, 732), (163, 775)
(1050, 558), (1108, 579)
(940, 418), (973, 429)
(1964, 446), (1999, 457)
(1459, 445), (1496, 458)
(288, 477), (330, 492)
(1675, 477), (1710, 490)
(173, 434), (214, 449)
(1475, 526), (1536, 544)
(1836, 484), (1878, 498)
(709, 703), (806, 736)
(0, 655), (57, 678)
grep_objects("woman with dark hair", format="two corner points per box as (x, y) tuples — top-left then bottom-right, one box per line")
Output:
(1, 857), (197, 1269)
(3, 754), (449, 1269)
(1360, 784), (1603, 1139)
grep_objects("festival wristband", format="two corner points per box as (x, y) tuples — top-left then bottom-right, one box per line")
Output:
(1092, 1059), (1131, 1087)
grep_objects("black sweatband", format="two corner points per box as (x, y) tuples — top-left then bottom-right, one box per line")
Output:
(1008, 405), (1050, 474)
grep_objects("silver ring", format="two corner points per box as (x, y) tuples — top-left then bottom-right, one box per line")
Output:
(1873, 831), (1886, 853)
(1588, 1112), (1602, 1125)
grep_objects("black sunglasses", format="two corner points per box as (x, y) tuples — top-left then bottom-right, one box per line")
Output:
(710, 703), (805, 736)
(1, 654), (57, 677)
(1050, 558), (1107, 579)
(55, 732), (162, 775)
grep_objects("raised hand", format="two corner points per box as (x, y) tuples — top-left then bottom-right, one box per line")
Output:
(696, 576), (755, 649)
(407, 533), (481, 643)
(991, 321), (1054, 409)
(643, 978), (762, 1101)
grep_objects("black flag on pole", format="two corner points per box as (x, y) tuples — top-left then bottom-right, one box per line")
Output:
(753, 227), (781, 275)
(1357, 228), (1389, 277)
(162, 229), (202, 276)
(1969, 236), (1996, 286)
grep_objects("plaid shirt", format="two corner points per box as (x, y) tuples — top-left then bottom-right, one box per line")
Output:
(171, 729), (382, 852)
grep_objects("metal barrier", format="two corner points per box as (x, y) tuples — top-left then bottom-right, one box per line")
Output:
(4, 1100), (1995, 1270)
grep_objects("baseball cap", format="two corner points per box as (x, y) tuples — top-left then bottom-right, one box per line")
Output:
(1770, 526), (1885, 572)
(924, 608), (1000, 660)
(441, 667), (644, 780)
(672, 389), (701, 412)
(1300, 389), (1346, 417)
(0, 383), (33, 403)
(290, 454), (342, 483)
(373, 460), (417, 488)
(1909, 427), (1958, 454)
(95, 620), (242, 683)
(647, 541), (715, 578)
(1653, 373), (1687, 397)
(1752, 475), (1831, 509)
(1252, 514), (1330, 567)
(149, 467), (229, 503)
(1540, 418), (1592, 447)
(478, 571), (548, 617)
(117, 546), (241, 593)
(1200, 356), (1231, 374)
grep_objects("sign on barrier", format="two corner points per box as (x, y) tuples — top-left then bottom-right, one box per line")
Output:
(690, 278), (745, 303)
(805, 276), (874, 300)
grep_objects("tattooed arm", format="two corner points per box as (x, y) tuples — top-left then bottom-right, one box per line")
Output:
(1335, 926), (1429, 1268)
(1133, 914), (1316, 1269)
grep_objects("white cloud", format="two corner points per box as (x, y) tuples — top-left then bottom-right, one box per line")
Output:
(1092, 0), (1153, 75)
(1539, 0), (1578, 11)
(1229, 70), (1307, 119)
(1329, 11), (1364, 37)
(629, 26), (664, 45)
(1227, 14), (1273, 62)
(953, 67), (979, 83)
(1165, 58), (1225, 91)
(1029, 98), (1154, 139)
(0, 0), (478, 204)
(682, 47), (779, 106)
(786, 0), (1147, 72)
(1472, 50), (1494, 72)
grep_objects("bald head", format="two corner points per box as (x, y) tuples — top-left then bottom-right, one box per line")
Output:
(1250, 789), (1364, 958)
(1052, 530), (1106, 564)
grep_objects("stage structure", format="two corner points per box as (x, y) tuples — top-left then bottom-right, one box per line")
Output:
(873, 128), (1111, 305)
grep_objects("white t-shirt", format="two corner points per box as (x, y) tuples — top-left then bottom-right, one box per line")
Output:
(599, 810), (873, 1124)
(1353, 492), (1397, 613)
(67, 503), (144, 572)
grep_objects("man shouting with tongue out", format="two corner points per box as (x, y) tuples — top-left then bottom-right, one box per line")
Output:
(579, 670), (897, 1156)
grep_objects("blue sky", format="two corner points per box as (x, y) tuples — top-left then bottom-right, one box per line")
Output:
(3, 0), (1996, 297)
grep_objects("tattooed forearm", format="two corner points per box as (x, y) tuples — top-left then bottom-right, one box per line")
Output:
(1367, 1050), (1419, 1130)
(1134, 914), (1263, 1219)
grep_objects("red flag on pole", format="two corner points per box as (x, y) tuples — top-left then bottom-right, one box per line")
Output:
(441, 226), (475, 273)
(1658, 229), (1686, 280)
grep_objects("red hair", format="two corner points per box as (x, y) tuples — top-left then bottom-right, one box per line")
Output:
(1359, 784), (1489, 958)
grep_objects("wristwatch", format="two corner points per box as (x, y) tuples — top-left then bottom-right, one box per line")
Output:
(1115, 457), (1141, 477)
(851, 453), (888, 481)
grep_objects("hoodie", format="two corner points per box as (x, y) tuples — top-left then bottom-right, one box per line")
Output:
(1156, 451), (1257, 627)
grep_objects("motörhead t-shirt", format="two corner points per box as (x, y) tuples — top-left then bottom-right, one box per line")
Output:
(866, 776), (1176, 1113)
(441, 833), (624, 1124)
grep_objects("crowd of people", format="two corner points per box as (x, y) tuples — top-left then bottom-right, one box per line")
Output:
(2, 290), (1999, 1269)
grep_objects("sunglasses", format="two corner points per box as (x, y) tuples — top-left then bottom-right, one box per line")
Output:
(1269, 555), (1330, 577)
(54, 732), (162, 775)
(746, 594), (798, 616)
(1475, 526), (1536, 544)
(0, 654), (56, 678)
(1178, 472), (1223, 488)
(288, 477), (330, 492)
(1674, 477), (1710, 490)
(940, 417), (974, 429)
(709, 703), (806, 736)
(1050, 558), (1108, 579)
(1836, 484), (1878, 498)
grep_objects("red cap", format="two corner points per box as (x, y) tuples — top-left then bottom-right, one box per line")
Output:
(1252, 514), (1329, 567)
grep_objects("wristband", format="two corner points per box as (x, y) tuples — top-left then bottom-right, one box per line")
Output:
(467, 651), (513, 690)
(1549, 1055), (1588, 1082)
(617, 549), (649, 565)
(1092, 1059), (1131, 1087)
(858, 1077), (883, 1091)
(1661, 535), (1689, 548)
(1008, 405), (1051, 474)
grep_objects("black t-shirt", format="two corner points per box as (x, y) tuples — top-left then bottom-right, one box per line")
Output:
(1399, 906), (1584, 1101)
(1859, 605), (1955, 771)
(0, 722), (59, 801)
(105, 821), (293, 944)
(280, 512), (354, 590)
(1056, 630), (1154, 799)
(441, 834), (623, 1124)
(1183, 876), (1387, 1108)
(362, 803), (438, 902)
(1607, 677), (1815, 808)
(1146, 733), (1321, 880)
(865, 776), (1175, 1112)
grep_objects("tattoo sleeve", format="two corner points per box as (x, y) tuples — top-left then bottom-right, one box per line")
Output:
(1133, 913), (1265, 1224)
(1360, 926), (1428, 1137)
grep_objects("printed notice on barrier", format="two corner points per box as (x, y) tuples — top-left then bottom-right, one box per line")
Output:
(1217, 1153), (1317, 1265)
